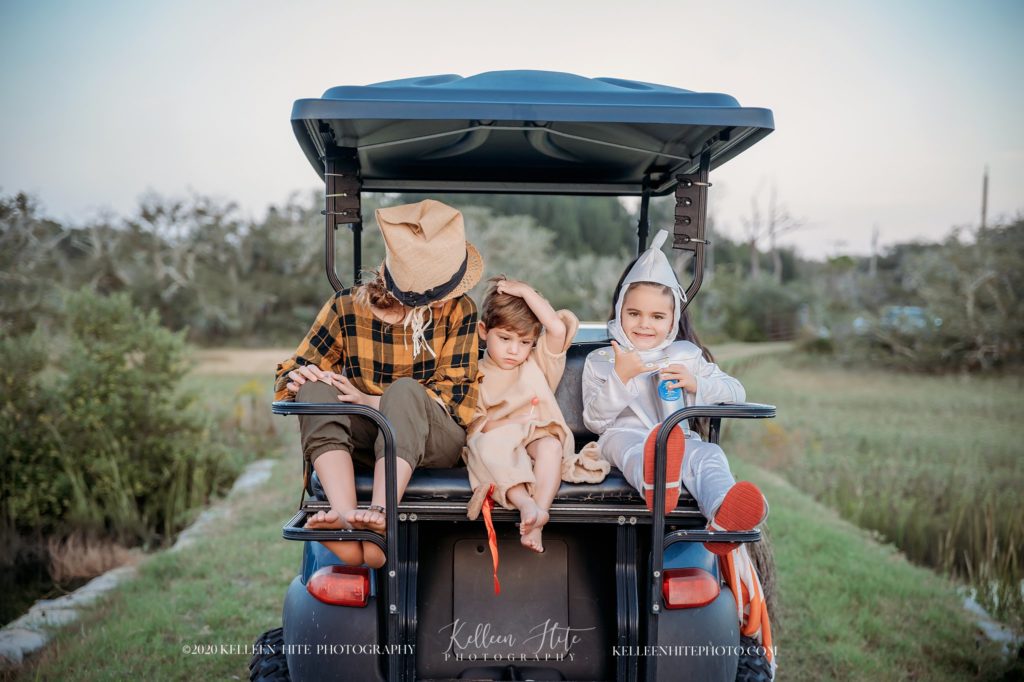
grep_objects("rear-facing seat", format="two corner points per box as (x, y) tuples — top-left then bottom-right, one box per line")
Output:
(310, 341), (699, 514)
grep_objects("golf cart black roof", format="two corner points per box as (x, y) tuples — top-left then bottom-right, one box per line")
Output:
(291, 70), (774, 196)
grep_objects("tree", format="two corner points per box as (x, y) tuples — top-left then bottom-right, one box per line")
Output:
(740, 184), (802, 283)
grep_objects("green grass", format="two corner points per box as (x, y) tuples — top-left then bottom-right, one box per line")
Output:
(726, 354), (1024, 632)
(733, 461), (1013, 680)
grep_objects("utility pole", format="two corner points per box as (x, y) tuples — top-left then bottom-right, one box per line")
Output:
(980, 165), (989, 229)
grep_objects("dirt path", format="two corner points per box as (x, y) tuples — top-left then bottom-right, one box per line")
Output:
(191, 348), (294, 375)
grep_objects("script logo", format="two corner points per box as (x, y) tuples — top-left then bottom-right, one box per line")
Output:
(440, 618), (595, 656)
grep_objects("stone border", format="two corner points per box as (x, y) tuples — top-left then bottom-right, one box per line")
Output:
(0, 458), (276, 670)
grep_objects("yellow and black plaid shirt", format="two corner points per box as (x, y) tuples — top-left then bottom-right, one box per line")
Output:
(274, 289), (480, 429)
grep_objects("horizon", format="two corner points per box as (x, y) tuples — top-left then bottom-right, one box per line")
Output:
(2, 0), (1021, 259)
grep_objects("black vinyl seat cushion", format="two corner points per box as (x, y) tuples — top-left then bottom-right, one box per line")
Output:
(306, 342), (698, 510)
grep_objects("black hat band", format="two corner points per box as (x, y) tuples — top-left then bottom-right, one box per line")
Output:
(383, 254), (468, 307)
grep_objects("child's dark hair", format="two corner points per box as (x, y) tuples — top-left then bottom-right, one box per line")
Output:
(608, 258), (715, 364)
(481, 276), (542, 338)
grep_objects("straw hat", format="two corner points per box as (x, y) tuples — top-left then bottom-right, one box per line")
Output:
(375, 199), (483, 306)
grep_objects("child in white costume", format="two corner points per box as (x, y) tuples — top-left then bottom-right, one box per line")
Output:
(581, 230), (767, 554)
(463, 277), (582, 553)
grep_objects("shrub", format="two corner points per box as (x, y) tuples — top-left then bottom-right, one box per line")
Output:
(0, 290), (243, 546)
(714, 272), (804, 342)
(0, 331), (65, 530)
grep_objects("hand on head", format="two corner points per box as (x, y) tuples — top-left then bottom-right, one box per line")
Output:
(495, 278), (533, 299)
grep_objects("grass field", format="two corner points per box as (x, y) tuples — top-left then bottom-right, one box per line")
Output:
(10, 346), (1021, 680)
(726, 353), (1024, 632)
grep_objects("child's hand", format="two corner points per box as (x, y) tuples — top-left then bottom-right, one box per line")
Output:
(660, 363), (698, 394)
(286, 365), (333, 393)
(496, 278), (534, 299)
(611, 340), (647, 384)
(333, 375), (374, 406)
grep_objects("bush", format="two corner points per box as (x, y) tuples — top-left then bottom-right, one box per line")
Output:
(835, 219), (1024, 372)
(0, 331), (64, 530)
(0, 290), (243, 545)
(711, 272), (804, 342)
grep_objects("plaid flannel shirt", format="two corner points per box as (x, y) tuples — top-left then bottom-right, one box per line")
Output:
(274, 289), (480, 428)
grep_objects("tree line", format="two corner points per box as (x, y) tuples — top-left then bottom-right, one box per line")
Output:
(2, 189), (1021, 371)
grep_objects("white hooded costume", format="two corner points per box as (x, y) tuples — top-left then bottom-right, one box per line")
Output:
(581, 230), (745, 518)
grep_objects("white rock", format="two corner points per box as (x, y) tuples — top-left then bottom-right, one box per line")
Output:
(0, 628), (49, 668)
(230, 459), (275, 496)
(16, 608), (78, 629)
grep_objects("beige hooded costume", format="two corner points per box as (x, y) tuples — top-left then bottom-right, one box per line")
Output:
(463, 311), (584, 519)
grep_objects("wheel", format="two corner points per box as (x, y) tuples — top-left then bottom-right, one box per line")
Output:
(735, 635), (772, 682)
(249, 627), (290, 681)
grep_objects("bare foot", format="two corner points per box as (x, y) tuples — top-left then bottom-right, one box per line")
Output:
(305, 508), (352, 530)
(520, 526), (545, 553)
(345, 508), (386, 533)
(304, 509), (362, 565)
(520, 505), (549, 554)
(346, 508), (386, 568)
(518, 499), (543, 535)
(362, 542), (386, 569)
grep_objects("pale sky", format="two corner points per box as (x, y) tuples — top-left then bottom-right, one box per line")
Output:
(1, 0), (1021, 258)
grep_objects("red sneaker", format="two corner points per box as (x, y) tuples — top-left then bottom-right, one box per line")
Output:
(704, 482), (768, 556)
(642, 424), (686, 513)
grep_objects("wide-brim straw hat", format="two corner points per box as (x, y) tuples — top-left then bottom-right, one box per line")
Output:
(375, 199), (483, 306)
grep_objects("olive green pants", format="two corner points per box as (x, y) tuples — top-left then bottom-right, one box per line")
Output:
(297, 378), (466, 470)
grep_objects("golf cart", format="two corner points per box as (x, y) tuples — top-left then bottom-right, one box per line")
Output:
(251, 70), (777, 682)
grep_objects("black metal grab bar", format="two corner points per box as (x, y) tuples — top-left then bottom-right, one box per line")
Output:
(645, 402), (776, 682)
(271, 400), (401, 673)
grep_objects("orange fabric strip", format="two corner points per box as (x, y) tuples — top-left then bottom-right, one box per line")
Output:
(720, 549), (774, 663)
(481, 483), (501, 594)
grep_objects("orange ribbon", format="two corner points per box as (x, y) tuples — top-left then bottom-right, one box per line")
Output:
(720, 551), (774, 663)
(481, 483), (500, 594)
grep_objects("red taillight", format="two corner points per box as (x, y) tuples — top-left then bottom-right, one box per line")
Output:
(662, 568), (720, 609)
(307, 565), (370, 607)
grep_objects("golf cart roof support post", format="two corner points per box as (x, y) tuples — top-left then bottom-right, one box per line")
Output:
(323, 148), (363, 292)
(674, 149), (712, 312)
(637, 179), (651, 257)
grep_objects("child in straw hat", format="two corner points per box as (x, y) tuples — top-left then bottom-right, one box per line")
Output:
(275, 199), (483, 568)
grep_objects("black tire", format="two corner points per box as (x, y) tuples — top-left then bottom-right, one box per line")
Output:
(249, 627), (290, 681)
(735, 635), (772, 682)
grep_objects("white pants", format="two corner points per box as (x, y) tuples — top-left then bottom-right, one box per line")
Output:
(601, 427), (735, 519)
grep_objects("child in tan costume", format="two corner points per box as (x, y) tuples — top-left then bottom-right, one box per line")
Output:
(463, 277), (579, 553)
